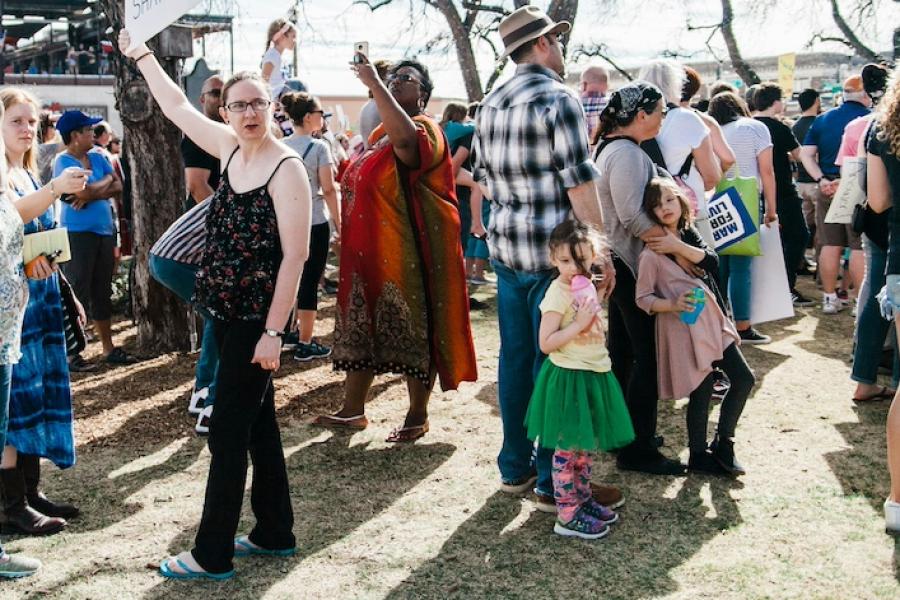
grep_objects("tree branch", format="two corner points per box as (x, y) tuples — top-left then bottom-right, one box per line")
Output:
(570, 43), (633, 81)
(828, 0), (881, 62)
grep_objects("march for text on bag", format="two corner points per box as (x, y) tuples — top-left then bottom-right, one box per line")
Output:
(708, 166), (761, 257)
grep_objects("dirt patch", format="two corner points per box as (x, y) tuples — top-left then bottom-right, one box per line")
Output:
(3, 279), (900, 599)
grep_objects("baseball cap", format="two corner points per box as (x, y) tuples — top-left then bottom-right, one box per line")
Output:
(56, 110), (103, 136)
(842, 75), (864, 93)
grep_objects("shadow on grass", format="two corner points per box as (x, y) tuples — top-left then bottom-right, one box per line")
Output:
(385, 474), (743, 599)
(138, 434), (456, 599)
(824, 403), (892, 511)
(28, 393), (209, 536)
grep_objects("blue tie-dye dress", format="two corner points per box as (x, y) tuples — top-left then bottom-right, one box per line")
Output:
(8, 175), (75, 468)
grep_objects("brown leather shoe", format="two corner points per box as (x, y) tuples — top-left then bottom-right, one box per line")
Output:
(1, 466), (66, 536)
(591, 483), (625, 509)
(1, 504), (66, 536)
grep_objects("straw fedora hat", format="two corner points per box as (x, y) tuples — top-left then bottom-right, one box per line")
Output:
(499, 5), (571, 59)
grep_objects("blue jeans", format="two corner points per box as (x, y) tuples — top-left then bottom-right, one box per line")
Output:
(149, 255), (218, 406)
(492, 261), (554, 496)
(0, 362), (9, 556)
(719, 255), (752, 322)
(852, 236), (900, 386)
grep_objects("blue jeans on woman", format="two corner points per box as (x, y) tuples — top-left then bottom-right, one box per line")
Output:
(148, 255), (217, 406)
(0, 362), (11, 556)
(719, 255), (752, 322)
(492, 261), (554, 497)
(852, 235), (900, 386)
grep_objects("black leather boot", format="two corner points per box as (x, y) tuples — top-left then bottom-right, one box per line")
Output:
(710, 435), (746, 476)
(0, 466), (66, 535)
(20, 454), (79, 519)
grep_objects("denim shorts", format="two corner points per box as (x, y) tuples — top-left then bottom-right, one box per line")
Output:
(887, 274), (900, 308)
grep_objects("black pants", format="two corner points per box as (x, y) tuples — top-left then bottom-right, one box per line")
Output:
(62, 231), (115, 321)
(608, 257), (659, 453)
(687, 343), (754, 453)
(296, 222), (331, 311)
(776, 193), (809, 291)
(191, 319), (295, 574)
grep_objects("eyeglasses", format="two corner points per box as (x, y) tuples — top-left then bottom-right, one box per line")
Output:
(387, 73), (422, 86)
(201, 89), (222, 98)
(225, 98), (272, 113)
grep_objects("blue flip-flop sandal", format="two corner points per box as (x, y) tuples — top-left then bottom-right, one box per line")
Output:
(159, 554), (235, 581)
(233, 535), (296, 557)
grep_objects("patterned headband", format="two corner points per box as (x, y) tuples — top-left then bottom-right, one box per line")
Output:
(603, 81), (663, 121)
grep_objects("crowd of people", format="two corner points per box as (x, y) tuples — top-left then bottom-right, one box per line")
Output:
(0, 3), (899, 580)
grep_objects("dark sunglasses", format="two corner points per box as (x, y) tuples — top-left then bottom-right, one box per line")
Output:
(202, 89), (222, 98)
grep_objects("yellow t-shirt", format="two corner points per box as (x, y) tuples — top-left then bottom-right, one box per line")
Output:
(539, 278), (612, 373)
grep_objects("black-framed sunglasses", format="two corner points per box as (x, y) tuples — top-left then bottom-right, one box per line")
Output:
(201, 89), (222, 98)
(225, 98), (272, 113)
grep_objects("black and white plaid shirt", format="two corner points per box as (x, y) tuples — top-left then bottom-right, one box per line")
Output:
(472, 63), (599, 273)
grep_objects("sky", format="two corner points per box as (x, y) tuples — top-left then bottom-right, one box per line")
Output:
(189, 0), (900, 99)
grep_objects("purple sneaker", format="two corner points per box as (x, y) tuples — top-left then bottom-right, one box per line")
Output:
(581, 499), (619, 525)
(553, 507), (610, 540)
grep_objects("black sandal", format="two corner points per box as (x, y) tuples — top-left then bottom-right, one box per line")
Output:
(105, 347), (139, 365)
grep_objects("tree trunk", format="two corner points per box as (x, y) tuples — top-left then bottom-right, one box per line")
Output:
(430, 0), (484, 101)
(829, 0), (881, 62)
(719, 0), (760, 86)
(547, 0), (579, 53)
(100, 1), (191, 352)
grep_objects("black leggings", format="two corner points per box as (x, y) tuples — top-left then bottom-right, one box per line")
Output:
(608, 257), (659, 452)
(297, 222), (331, 311)
(687, 343), (755, 453)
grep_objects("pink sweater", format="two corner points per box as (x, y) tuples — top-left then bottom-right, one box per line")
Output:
(635, 249), (739, 400)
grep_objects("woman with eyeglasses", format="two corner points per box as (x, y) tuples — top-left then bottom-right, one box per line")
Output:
(312, 55), (477, 442)
(592, 81), (687, 476)
(119, 29), (312, 581)
(279, 91), (340, 361)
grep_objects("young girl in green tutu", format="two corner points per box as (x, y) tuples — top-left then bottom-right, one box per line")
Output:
(525, 220), (635, 540)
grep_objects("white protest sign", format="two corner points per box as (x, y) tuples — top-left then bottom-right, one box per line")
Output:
(824, 157), (867, 224)
(125, 0), (202, 51)
(749, 224), (794, 325)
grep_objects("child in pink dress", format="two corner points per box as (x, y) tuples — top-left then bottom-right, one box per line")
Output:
(635, 178), (755, 475)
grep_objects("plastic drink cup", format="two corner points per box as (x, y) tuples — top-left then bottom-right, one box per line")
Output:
(570, 274), (597, 305)
(679, 287), (706, 325)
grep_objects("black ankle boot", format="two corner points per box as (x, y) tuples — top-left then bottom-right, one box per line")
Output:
(710, 435), (746, 476)
(687, 450), (730, 475)
(20, 454), (79, 519)
(0, 466), (66, 535)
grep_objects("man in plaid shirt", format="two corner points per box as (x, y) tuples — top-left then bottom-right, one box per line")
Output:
(580, 65), (610, 142)
(472, 6), (622, 513)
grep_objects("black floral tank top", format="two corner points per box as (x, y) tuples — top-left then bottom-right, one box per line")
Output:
(193, 149), (300, 321)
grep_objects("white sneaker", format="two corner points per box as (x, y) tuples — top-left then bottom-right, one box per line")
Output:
(195, 405), (213, 436)
(885, 498), (900, 534)
(188, 387), (209, 415)
(822, 293), (841, 315)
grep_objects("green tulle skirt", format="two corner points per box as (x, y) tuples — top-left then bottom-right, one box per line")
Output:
(525, 360), (635, 452)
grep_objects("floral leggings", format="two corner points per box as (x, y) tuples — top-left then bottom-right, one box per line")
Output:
(552, 450), (593, 523)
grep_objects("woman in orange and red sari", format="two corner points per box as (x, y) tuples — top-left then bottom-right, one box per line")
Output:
(313, 55), (477, 442)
